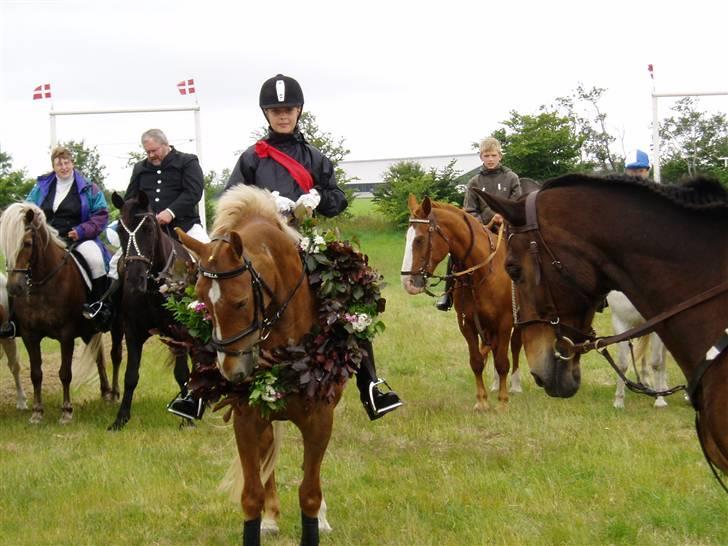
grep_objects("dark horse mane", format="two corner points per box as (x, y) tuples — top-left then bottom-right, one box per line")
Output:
(541, 173), (728, 212)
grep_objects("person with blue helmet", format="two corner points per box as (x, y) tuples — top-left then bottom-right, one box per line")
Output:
(625, 149), (651, 179)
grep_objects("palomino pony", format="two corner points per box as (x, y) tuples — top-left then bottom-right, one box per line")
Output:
(0, 272), (27, 410)
(401, 195), (522, 410)
(474, 174), (728, 475)
(0, 203), (121, 423)
(606, 290), (669, 409)
(108, 191), (196, 430)
(176, 185), (340, 546)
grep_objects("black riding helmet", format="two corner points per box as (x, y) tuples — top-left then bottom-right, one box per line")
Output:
(259, 74), (304, 109)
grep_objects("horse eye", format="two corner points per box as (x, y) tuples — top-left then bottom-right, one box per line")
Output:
(234, 298), (248, 310)
(506, 263), (523, 282)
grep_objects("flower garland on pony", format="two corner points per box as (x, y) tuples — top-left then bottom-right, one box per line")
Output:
(158, 224), (386, 416)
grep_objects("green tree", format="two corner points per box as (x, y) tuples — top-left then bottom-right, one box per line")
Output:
(59, 140), (107, 189)
(373, 160), (462, 226)
(0, 151), (35, 209)
(555, 84), (618, 172)
(493, 107), (583, 180)
(659, 97), (728, 186)
(203, 168), (229, 227)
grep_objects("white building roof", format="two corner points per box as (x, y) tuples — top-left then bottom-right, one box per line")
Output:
(340, 153), (481, 186)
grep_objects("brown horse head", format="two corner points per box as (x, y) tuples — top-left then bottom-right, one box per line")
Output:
(0, 203), (66, 298)
(177, 185), (314, 384)
(471, 186), (593, 398)
(401, 194), (489, 296)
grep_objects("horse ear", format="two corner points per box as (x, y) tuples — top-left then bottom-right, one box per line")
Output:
(24, 208), (35, 224)
(229, 232), (244, 259)
(176, 228), (206, 259)
(138, 190), (149, 209)
(421, 196), (432, 216)
(111, 192), (125, 210)
(471, 187), (526, 226)
(407, 193), (419, 214)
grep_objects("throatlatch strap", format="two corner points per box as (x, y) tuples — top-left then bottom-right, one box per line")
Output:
(255, 140), (314, 192)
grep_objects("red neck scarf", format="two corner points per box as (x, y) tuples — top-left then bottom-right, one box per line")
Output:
(255, 140), (314, 193)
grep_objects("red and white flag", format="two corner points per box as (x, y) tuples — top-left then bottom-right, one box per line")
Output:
(33, 83), (52, 100)
(177, 78), (196, 95)
(648, 64), (654, 80)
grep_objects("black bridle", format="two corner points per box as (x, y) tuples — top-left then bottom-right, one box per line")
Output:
(199, 235), (306, 357)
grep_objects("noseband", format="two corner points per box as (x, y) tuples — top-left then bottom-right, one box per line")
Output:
(199, 235), (305, 357)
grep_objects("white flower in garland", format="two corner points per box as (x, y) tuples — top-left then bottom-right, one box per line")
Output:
(346, 312), (372, 332)
(299, 231), (327, 253)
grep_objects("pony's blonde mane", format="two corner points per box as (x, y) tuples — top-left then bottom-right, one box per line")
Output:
(0, 202), (66, 269)
(212, 185), (300, 243)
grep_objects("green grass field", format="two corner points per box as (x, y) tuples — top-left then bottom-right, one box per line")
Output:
(1, 199), (727, 545)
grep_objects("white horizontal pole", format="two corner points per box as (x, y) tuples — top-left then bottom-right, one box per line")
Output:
(652, 91), (728, 98)
(50, 105), (200, 116)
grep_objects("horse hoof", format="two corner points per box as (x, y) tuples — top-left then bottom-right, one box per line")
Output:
(107, 418), (128, 431)
(102, 392), (114, 402)
(613, 400), (625, 410)
(472, 402), (489, 412)
(29, 412), (43, 424)
(261, 519), (279, 535)
(654, 398), (668, 408)
(16, 400), (28, 410)
(58, 412), (73, 425)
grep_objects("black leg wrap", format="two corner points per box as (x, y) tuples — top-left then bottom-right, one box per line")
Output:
(300, 513), (319, 546)
(242, 517), (261, 546)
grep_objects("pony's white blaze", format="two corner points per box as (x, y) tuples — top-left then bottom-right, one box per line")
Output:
(208, 280), (225, 365)
(400, 226), (417, 292)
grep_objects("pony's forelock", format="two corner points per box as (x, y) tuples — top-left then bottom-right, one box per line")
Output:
(0, 203), (66, 269)
(212, 185), (300, 243)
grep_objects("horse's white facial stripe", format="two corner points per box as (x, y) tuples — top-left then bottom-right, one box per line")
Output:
(401, 226), (415, 280)
(208, 281), (223, 343)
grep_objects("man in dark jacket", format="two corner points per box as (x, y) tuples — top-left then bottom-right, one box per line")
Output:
(170, 74), (401, 422)
(125, 128), (208, 241)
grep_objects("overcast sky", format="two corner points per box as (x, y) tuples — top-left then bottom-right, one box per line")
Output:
(2, 0), (727, 190)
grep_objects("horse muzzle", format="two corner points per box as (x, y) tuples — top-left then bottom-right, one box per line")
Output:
(217, 345), (259, 384)
(401, 274), (425, 295)
(7, 276), (28, 298)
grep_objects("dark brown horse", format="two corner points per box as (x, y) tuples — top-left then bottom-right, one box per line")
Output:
(401, 195), (522, 410)
(177, 185), (342, 546)
(0, 203), (122, 423)
(108, 191), (196, 430)
(476, 174), (728, 473)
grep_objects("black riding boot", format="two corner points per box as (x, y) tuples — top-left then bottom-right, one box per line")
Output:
(435, 256), (454, 311)
(356, 340), (403, 421)
(0, 299), (19, 338)
(82, 276), (114, 331)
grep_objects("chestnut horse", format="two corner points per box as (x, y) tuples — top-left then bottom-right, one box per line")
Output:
(108, 191), (196, 430)
(0, 272), (27, 410)
(0, 203), (122, 423)
(177, 185), (340, 546)
(475, 174), (728, 476)
(401, 195), (522, 410)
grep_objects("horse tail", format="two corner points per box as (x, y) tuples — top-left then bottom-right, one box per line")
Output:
(72, 333), (104, 389)
(219, 420), (283, 504)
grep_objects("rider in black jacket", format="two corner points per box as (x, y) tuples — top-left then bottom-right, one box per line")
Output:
(169, 74), (401, 421)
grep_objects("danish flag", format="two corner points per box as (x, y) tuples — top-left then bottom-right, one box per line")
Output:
(33, 83), (52, 100)
(648, 64), (654, 80)
(177, 78), (196, 95)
